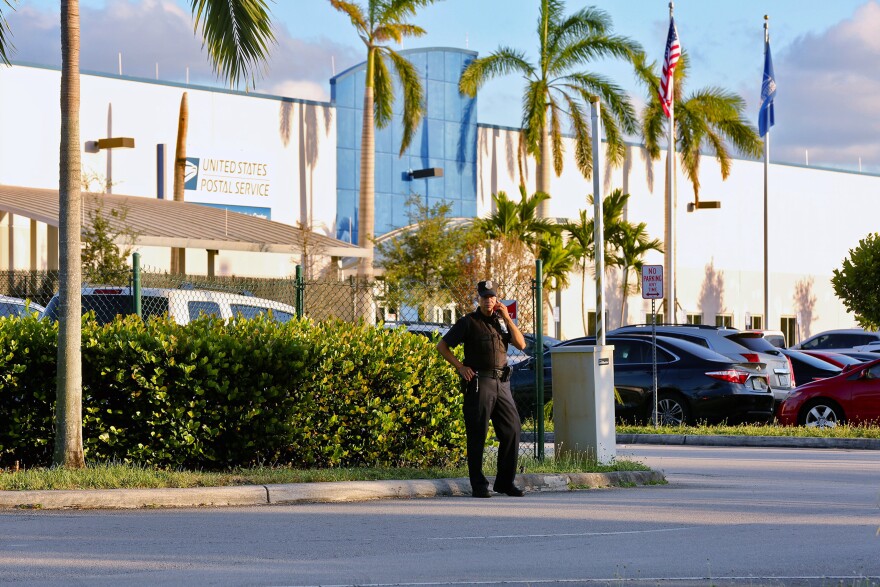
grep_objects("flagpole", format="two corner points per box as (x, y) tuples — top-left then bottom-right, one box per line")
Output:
(763, 15), (770, 328)
(666, 1), (676, 324)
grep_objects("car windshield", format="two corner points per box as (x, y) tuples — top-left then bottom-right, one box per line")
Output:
(726, 333), (780, 353)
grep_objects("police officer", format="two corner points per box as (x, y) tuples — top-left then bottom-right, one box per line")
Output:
(437, 280), (527, 498)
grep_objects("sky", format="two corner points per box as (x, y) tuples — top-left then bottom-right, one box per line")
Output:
(4, 0), (880, 173)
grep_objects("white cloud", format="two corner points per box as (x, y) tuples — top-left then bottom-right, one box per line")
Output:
(771, 1), (880, 171)
(6, 0), (359, 95)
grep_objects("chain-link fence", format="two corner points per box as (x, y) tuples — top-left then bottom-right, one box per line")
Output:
(1, 265), (548, 459)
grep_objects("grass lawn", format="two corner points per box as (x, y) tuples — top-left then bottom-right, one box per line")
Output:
(0, 452), (649, 491)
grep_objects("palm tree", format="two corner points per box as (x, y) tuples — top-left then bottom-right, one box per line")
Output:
(637, 51), (763, 207)
(0, 1), (13, 65)
(562, 188), (629, 334)
(2, 0), (277, 468)
(610, 221), (663, 326)
(459, 0), (642, 217)
(636, 51), (761, 322)
(330, 0), (435, 279)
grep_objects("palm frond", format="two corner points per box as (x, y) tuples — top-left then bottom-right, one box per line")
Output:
(372, 23), (426, 43)
(563, 71), (637, 135)
(548, 98), (564, 176)
(330, 0), (368, 33)
(372, 50), (395, 129)
(563, 93), (592, 178)
(458, 48), (533, 97)
(552, 34), (641, 77)
(190, 0), (276, 89)
(0, 0), (15, 66)
(522, 79), (548, 157)
(381, 0), (435, 26)
(386, 48), (424, 154)
(599, 104), (626, 168)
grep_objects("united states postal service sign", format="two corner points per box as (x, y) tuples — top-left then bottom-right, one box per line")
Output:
(641, 265), (664, 299)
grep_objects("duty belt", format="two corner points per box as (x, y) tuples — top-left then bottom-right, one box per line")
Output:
(476, 368), (505, 378)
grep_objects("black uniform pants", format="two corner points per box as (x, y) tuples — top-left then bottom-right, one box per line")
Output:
(462, 375), (521, 491)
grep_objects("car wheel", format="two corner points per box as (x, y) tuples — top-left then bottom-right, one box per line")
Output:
(653, 393), (690, 426)
(799, 400), (845, 428)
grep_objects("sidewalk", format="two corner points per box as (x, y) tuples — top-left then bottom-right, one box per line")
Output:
(3, 433), (877, 510)
(0, 470), (664, 510)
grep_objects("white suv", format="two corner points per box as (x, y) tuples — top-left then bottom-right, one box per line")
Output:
(41, 286), (297, 325)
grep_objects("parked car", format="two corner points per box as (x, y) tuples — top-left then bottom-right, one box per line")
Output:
(797, 350), (867, 369)
(779, 348), (842, 383)
(742, 329), (786, 348)
(383, 320), (560, 363)
(610, 324), (794, 403)
(41, 286), (297, 325)
(790, 328), (880, 353)
(511, 334), (774, 426)
(0, 295), (45, 318)
(777, 357), (880, 427)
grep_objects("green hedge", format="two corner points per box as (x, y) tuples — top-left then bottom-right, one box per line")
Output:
(0, 314), (465, 469)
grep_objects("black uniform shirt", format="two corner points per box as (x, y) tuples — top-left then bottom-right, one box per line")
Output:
(442, 310), (511, 370)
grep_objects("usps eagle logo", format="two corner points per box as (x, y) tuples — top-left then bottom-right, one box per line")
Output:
(184, 158), (200, 190)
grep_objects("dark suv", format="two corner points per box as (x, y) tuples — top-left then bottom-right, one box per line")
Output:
(610, 324), (794, 403)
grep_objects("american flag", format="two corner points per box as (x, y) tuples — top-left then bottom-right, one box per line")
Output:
(659, 16), (681, 118)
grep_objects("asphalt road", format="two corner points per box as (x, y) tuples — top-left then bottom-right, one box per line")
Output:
(1, 444), (878, 586)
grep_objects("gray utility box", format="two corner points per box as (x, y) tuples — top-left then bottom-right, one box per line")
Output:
(549, 345), (616, 464)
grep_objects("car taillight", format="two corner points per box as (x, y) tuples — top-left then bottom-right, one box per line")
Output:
(740, 353), (760, 363)
(786, 356), (796, 387)
(706, 369), (750, 385)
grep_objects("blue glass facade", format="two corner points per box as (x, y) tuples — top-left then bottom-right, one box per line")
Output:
(331, 48), (478, 243)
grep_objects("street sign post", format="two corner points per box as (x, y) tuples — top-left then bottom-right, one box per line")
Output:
(641, 265), (664, 428)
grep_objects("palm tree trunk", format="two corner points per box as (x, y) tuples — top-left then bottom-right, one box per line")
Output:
(54, 0), (84, 469)
(358, 86), (375, 281)
(620, 267), (629, 327)
(581, 262), (588, 336)
(536, 115), (552, 218)
(171, 92), (188, 274)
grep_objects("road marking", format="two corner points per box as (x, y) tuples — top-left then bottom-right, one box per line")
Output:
(427, 527), (688, 540)
(279, 575), (880, 587)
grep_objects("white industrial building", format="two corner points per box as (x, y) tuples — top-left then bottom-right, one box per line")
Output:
(1, 60), (876, 342)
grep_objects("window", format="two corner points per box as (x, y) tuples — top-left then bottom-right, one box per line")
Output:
(686, 313), (702, 325)
(750, 315), (764, 329)
(645, 312), (663, 325)
(188, 301), (222, 321)
(715, 314), (733, 328)
(781, 316), (797, 347)
(230, 304), (294, 323)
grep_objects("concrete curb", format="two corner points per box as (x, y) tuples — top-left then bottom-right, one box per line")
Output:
(615, 434), (880, 450)
(0, 471), (662, 511)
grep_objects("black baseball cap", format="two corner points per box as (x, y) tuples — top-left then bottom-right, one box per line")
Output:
(477, 280), (497, 298)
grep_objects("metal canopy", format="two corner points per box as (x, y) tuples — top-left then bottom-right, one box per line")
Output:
(0, 184), (366, 257)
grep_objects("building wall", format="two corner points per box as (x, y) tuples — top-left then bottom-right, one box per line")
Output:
(3, 63), (880, 335)
(0, 64), (337, 277)
(331, 47), (478, 243)
(477, 124), (880, 340)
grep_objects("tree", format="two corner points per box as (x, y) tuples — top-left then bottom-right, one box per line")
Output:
(81, 196), (139, 285)
(637, 52), (763, 207)
(831, 233), (880, 330)
(610, 221), (663, 326)
(562, 188), (630, 333)
(635, 50), (762, 323)
(376, 195), (470, 320)
(330, 0), (435, 280)
(459, 1), (642, 217)
(0, 1), (13, 66)
(171, 92), (188, 275)
(1, 0), (277, 468)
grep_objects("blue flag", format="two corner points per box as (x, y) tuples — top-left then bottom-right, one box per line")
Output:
(759, 41), (776, 137)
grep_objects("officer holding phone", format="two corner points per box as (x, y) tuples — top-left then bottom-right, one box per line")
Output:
(437, 280), (527, 498)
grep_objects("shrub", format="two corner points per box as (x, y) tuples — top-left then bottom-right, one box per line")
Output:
(0, 315), (465, 469)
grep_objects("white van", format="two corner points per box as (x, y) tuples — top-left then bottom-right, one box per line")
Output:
(42, 286), (297, 325)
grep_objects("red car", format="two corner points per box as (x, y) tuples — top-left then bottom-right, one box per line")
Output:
(777, 358), (880, 427)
